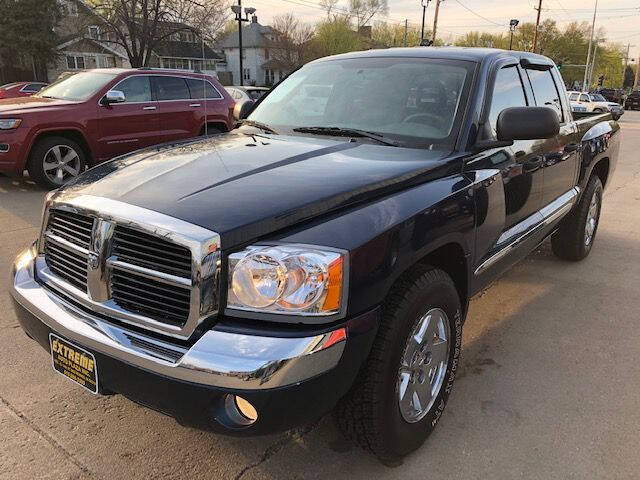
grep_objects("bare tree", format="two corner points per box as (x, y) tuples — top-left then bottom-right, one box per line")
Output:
(348, 0), (388, 28)
(89, 0), (228, 67)
(269, 13), (314, 73)
(319, 0), (339, 16)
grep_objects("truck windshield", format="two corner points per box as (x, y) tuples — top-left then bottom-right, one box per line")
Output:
(590, 94), (606, 102)
(248, 57), (474, 149)
(35, 72), (117, 101)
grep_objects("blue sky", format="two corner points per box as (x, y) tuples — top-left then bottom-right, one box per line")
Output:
(249, 0), (640, 59)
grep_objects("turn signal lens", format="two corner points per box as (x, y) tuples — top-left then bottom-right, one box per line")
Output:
(228, 245), (346, 316)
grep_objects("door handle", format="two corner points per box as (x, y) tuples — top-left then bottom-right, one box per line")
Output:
(564, 142), (580, 153)
(142, 106), (156, 111)
(189, 103), (201, 107)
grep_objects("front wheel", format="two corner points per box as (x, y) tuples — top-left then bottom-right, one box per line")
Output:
(334, 267), (462, 461)
(27, 136), (86, 189)
(551, 175), (603, 261)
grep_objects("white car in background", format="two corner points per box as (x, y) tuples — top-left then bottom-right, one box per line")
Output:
(225, 86), (270, 103)
(567, 91), (624, 119)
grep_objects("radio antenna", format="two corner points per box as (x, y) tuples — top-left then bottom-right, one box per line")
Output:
(201, 29), (208, 136)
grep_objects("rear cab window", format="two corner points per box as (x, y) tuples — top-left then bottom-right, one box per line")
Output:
(526, 69), (564, 122)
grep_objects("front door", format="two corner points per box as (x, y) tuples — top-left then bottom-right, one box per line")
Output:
(97, 75), (161, 159)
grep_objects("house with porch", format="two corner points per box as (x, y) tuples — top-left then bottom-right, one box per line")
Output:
(218, 17), (290, 86)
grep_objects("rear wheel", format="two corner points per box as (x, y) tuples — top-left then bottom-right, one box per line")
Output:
(27, 136), (85, 189)
(334, 267), (462, 462)
(551, 175), (603, 261)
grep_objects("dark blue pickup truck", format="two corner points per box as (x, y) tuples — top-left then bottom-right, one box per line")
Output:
(11, 47), (619, 461)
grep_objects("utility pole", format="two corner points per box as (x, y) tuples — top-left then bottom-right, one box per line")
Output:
(582, 0), (598, 92)
(623, 43), (632, 88)
(404, 19), (408, 47)
(431, 0), (442, 44)
(532, 0), (542, 53)
(589, 43), (598, 89)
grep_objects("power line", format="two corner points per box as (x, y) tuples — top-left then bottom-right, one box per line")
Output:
(451, 0), (505, 26)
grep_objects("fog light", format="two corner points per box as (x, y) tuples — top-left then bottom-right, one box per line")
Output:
(235, 396), (258, 422)
(221, 394), (258, 427)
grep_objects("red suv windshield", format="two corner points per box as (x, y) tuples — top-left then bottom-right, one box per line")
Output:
(37, 72), (117, 101)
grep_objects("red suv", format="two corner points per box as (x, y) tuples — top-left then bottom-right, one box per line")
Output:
(0, 69), (235, 188)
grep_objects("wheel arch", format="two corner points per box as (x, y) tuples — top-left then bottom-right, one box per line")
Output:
(29, 129), (93, 165)
(591, 157), (610, 188)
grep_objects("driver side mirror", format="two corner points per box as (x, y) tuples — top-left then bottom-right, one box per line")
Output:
(233, 99), (253, 121)
(497, 107), (560, 141)
(101, 90), (126, 105)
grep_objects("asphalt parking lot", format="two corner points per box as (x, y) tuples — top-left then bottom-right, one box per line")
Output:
(1, 111), (640, 480)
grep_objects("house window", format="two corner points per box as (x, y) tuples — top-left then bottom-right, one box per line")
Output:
(97, 55), (116, 68)
(88, 26), (100, 40)
(264, 49), (269, 59)
(66, 55), (85, 69)
(243, 68), (251, 81)
(265, 69), (274, 85)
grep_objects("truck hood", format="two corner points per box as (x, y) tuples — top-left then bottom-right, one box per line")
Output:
(62, 132), (454, 247)
(0, 96), (76, 115)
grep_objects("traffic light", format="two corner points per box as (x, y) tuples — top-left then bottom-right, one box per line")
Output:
(598, 75), (604, 86)
(557, 61), (563, 70)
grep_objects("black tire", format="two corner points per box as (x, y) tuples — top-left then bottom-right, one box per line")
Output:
(199, 125), (223, 136)
(27, 136), (86, 189)
(551, 175), (603, 261)
(334, 266), (463, 462)
(593, 108), (603, 113)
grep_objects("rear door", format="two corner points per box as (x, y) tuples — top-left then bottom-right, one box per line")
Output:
(524, 67), (580, 206)
(152, 75), (200, 142)
(97, 75), (161, 158)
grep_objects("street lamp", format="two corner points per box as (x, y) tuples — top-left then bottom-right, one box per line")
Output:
(230, 2), (256, 86)
(509, 19), (519, 51)
(420, 0), (431, 47)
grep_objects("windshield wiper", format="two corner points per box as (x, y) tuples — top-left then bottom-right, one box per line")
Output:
(239, 120), (278, 134)
(292, 126), (399, 147)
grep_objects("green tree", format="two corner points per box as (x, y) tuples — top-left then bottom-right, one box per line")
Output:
(0, 0), (61, 80)
(307, 15), (363, 60)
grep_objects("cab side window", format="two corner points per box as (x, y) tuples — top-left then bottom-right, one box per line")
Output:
(526, 69), (564, 122)
(569, 93), (579, 101)
(488, 66), (528, 137)
(115, 76), (152, 103)
(580, 94), (590, 102)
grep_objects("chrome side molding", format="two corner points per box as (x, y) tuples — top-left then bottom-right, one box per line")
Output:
(475, 187), (579, 275)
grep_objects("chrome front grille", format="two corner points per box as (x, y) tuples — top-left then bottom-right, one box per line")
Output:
(43, 210), (93, 291)
(112, 225), (192, 277)
(111, 267), (191, 326)
(46, 210), (93, 248)
(44, 237), (88, 291)
(37, 197), (220, 340)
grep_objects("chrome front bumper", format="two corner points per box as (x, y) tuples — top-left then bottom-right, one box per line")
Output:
(10, 246), (346, 391)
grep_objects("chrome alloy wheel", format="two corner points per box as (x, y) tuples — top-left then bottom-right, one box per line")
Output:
(397, 308), (450, 423)
(584, 190), (600, 246)
(43, 145), (81, 185)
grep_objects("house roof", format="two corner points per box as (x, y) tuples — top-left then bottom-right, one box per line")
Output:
(153, 41), (223, 60)
(218, 22), (276, 49)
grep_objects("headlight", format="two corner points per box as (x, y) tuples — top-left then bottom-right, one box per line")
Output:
(0, 119), (22, 130)
(228, 245), (346, 316)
